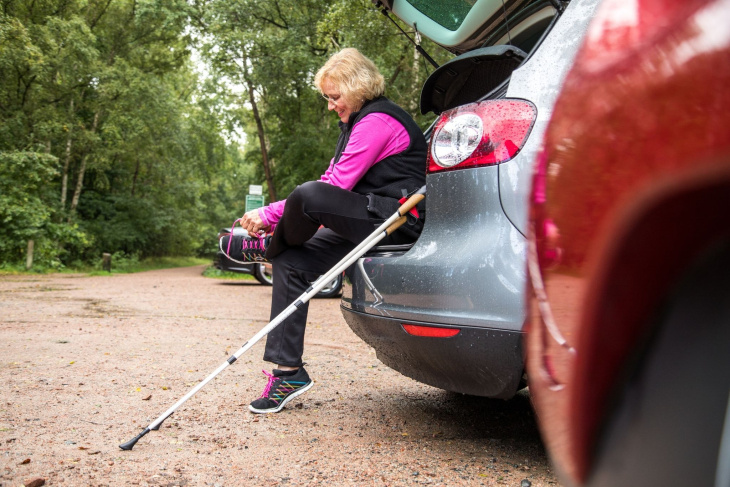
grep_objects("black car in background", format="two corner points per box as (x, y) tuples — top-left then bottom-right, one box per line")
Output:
(215, 227), (274, 285)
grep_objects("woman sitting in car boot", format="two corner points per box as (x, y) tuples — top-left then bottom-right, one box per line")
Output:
(221, 47), (427, 414)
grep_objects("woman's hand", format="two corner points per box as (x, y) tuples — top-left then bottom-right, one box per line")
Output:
(240, 209), (269, 236)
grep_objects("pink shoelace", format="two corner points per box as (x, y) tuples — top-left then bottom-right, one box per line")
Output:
(259, 370), (279, 399)
(223, 218), (265, 259)
(257, 370), (297, 402)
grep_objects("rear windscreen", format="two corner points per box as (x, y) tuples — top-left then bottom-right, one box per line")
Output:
(405, 0), (477, 31)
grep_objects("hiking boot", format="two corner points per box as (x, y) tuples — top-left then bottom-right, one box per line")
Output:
(249, 367), (313, 414)
(220, 234), (270, 263)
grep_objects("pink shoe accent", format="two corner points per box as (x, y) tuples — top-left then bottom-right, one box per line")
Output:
(259, 370), (277, 399)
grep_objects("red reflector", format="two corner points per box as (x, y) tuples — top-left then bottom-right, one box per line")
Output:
(402, 324), (460, 338)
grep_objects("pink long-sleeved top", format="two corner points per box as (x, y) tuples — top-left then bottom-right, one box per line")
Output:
(257, 112), (411, 230)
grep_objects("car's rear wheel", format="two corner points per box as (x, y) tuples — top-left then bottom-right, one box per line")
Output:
(253, 264), (342, 298)
(314, 273), (343, 299)
(253, 263), (273, 285)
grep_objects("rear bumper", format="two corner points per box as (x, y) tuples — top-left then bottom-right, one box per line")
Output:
(341, 306), (525, 398)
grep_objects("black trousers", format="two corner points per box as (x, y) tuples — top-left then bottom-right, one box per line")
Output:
(263, 181), (408, 367)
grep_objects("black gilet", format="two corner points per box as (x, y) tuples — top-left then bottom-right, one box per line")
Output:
(333, 96), (427, 223)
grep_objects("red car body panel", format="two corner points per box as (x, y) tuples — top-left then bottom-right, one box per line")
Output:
(526, 0), (730, 483)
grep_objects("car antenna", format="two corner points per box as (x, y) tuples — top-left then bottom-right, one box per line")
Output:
(375, 2), (439, 69)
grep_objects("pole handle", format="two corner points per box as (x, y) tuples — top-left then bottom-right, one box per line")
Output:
(386, 216), (407, 235)
(397, 186), (426, 216)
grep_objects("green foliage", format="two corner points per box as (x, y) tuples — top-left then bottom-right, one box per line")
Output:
(0, 151), (57, 245)
(199, 0), (449, 200)
(0, 0), (239, 267)
(1, 0), (451, 268)
(87, 252), (207, 274)
(0, 151), (90, 268)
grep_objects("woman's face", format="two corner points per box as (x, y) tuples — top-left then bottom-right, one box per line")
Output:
(321, 79), (360, 123)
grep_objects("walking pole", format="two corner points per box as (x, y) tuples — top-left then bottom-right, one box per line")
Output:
(119, 186), (426, 450)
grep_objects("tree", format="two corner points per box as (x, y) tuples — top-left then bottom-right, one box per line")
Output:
(0, 0), (453, 267)
(198, 0), (449, 203)
(1, 0), (238, 265)
(0, 151), (88, 267)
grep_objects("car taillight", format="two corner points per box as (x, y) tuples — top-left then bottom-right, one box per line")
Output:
(402, 324), (460, 338)
(428, 99), (537, 173)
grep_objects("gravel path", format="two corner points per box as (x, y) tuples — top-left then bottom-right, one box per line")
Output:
(0, 266), (558, 486)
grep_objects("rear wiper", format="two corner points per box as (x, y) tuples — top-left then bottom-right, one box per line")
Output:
(373, 1), (439, 69)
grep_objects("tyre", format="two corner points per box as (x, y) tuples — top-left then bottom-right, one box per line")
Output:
(253, 263), (273, 285)
(254, 264), (342, 298)
(314, 273), (343, 299)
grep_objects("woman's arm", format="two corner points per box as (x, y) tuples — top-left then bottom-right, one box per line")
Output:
(256, 200), (285, 229)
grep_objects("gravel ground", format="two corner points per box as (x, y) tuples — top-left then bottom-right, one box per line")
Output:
(0, 266), (559, 486)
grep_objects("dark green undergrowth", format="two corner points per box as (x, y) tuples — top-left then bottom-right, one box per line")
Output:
(0, 255), (211, 276)
(87, 256), (211, 275)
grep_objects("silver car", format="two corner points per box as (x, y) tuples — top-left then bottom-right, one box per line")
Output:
(341, 0), (600, 397)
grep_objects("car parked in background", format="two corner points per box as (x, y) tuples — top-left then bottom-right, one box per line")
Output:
(526, 0), (730, 485)
(215, 226), (343, 298)
(341, 0), (600, 397)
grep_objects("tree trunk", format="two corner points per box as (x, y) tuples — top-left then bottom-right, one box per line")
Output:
(68, 153), (90, 222)
(61, 98), (74, 210)
(242, 58), (276, 203)
(68, 111), (99, 221)
(26, 240), (34, 270)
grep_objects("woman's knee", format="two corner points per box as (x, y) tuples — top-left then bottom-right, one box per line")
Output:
(288, 181), (329, 210)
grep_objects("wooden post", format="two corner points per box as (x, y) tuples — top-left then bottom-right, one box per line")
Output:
(26, 240), (34, 270)
(102, 253), (112, 272)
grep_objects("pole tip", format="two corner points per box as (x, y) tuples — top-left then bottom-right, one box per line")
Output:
(119, 428), (150, 451)
(118, 439), (137, 451)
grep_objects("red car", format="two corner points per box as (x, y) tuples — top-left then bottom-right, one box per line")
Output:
(526, 0), (730, 486)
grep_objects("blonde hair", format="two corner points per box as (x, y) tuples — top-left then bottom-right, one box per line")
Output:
(314, 48), (385, 108)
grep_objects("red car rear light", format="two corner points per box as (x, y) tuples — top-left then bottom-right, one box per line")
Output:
(427, 99), (537, 173)
(402, 324), (460, 338)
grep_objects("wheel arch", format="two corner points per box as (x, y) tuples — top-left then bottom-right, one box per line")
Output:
(569, 155), (730, 475)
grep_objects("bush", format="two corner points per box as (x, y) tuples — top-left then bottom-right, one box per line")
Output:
(0, 152), (57, 260)
(0, 151), (91, 268)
